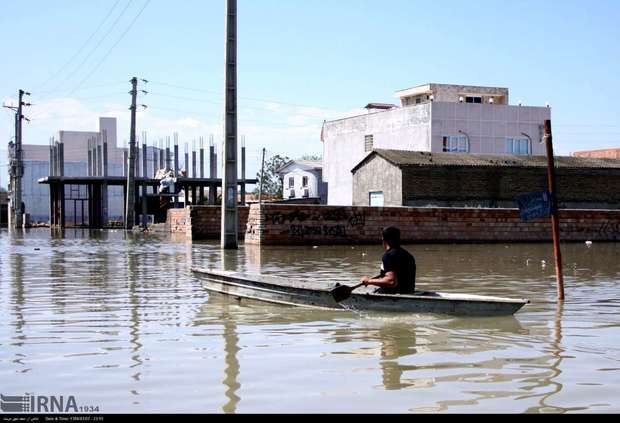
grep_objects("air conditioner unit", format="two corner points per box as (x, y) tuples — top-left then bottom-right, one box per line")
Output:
(289, 189), (295, 198)
(303, 189), (309, 198)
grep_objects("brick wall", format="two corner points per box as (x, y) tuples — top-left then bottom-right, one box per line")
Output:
(574, 149), (620, 159)
(245, 204), (620, 245)
(167, 208), (189, 235)
(398, 164), (620, 209)
(168, 206), (249, 240)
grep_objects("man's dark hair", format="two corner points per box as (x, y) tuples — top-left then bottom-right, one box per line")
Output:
(382, 226), (401, 248)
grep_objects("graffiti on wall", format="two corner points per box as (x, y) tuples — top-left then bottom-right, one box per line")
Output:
(290, 224), (347, 238)
(265, 209), (365, 227)
(264, 208), (365, 238)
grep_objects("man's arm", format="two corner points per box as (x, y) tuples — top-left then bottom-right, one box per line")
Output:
(360, 272), (397, 288)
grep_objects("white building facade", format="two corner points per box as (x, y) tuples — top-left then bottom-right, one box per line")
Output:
(322, 83), (551, 205)
(276, 160), (326, 203)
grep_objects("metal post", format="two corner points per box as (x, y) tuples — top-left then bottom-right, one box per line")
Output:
(125, 77), (138, 230)
(544, 120), (565, 301)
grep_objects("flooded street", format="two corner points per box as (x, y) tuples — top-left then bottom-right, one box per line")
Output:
(1, 229), (619, 413)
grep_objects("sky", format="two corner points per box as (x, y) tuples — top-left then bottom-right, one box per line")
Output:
(2, 0), (620, 188)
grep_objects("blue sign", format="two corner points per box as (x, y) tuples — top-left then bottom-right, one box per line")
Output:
(515, 191), (552, 221)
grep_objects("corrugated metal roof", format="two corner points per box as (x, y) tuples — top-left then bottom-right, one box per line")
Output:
(352, 149), (620, 173)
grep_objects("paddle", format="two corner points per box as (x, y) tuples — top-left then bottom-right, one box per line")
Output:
(331, 274), (381, 303)
(331, 282), (365, 303)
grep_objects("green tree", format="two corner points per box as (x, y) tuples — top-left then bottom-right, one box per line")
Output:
(254, 154), (290, 199)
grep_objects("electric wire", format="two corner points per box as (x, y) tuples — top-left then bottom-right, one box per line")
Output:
(70, 0), (151, 94)
(35, 0), (123, 92)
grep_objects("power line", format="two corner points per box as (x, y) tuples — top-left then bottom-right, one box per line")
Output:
(148, 80), (346, 112)
(35, 0), (123, 92)
(70, 0), (151, 94)
(52, 0), (135, 93)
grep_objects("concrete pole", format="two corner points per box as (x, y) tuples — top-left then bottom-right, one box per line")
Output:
(13, 90), (26, 228)
(222, 0), (239, 249)
(97, 136), (103, 177)
(58, 141), (64, 177)
(125, 77), (138, 230)
(174, 133), (179, 176)
(87, 138), (92, 176)
(191, 140), (197, 204)
(102, 129), (109, 226)
(141, 131), (148, 229)
(240, 136), (246, 206)
(199, 137), (205, 204)
(50, 137), (55, 177)
(209, 137), (216, 205)
(173, 133), (179, 207)
(184, 143), (189, 205)
(123, 150), (128, 177)
(166, 136), (171, 170)
(159, 139), (165, 171)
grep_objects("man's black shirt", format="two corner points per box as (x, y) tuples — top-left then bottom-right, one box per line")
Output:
(378, 246), (416, 294)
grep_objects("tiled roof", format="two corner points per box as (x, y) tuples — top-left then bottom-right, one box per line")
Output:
(352, 149), (620, 173)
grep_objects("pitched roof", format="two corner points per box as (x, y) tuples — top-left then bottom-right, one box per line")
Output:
(276, 160), (323, 174)
(351, 149), (620, 173)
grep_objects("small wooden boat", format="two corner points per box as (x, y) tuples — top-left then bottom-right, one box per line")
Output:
(192, 268), (529, 316)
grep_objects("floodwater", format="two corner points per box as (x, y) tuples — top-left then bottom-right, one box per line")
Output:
(1, 229), (619, 414)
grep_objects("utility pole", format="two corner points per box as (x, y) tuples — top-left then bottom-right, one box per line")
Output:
(125, 77), (138, 230)
(6, 90), (31, 229)
(544, 119), (565, 301)
(221, 0), (238, 249)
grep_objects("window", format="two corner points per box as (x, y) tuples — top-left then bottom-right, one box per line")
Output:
(415, 97), (422, 104)
(302, 176), (308, 188)
(506, 138), (531, 155)
(288, 177), (294, 188)
(442, 135), (469, 153)
(369, 191), (384, 207)
(465, 96), (482, 104)
(364, 135), (374, 152)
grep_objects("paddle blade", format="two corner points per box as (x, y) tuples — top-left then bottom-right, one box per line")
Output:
(331, 284), (355, 303)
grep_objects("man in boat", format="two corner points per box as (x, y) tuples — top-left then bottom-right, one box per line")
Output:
(360, 227), (416, 294)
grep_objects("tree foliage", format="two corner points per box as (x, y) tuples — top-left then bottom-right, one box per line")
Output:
(254, 154), (290, 199)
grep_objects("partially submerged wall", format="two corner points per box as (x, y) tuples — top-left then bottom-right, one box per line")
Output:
(244, 204), (620, 245)
(168, 206), (249, 240)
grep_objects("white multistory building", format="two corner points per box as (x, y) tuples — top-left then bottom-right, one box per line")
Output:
(321, 83), (551, 205)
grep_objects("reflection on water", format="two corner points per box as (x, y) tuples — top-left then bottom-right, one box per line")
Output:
(1, 229), (619, 413)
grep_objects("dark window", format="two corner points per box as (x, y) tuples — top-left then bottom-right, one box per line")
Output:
(465, 96), (482, 104)
(364, 135), (374, 152)
(288, 177), (294, 188)
(302, 176), (308, 187)
(416, 97), (422, 104)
